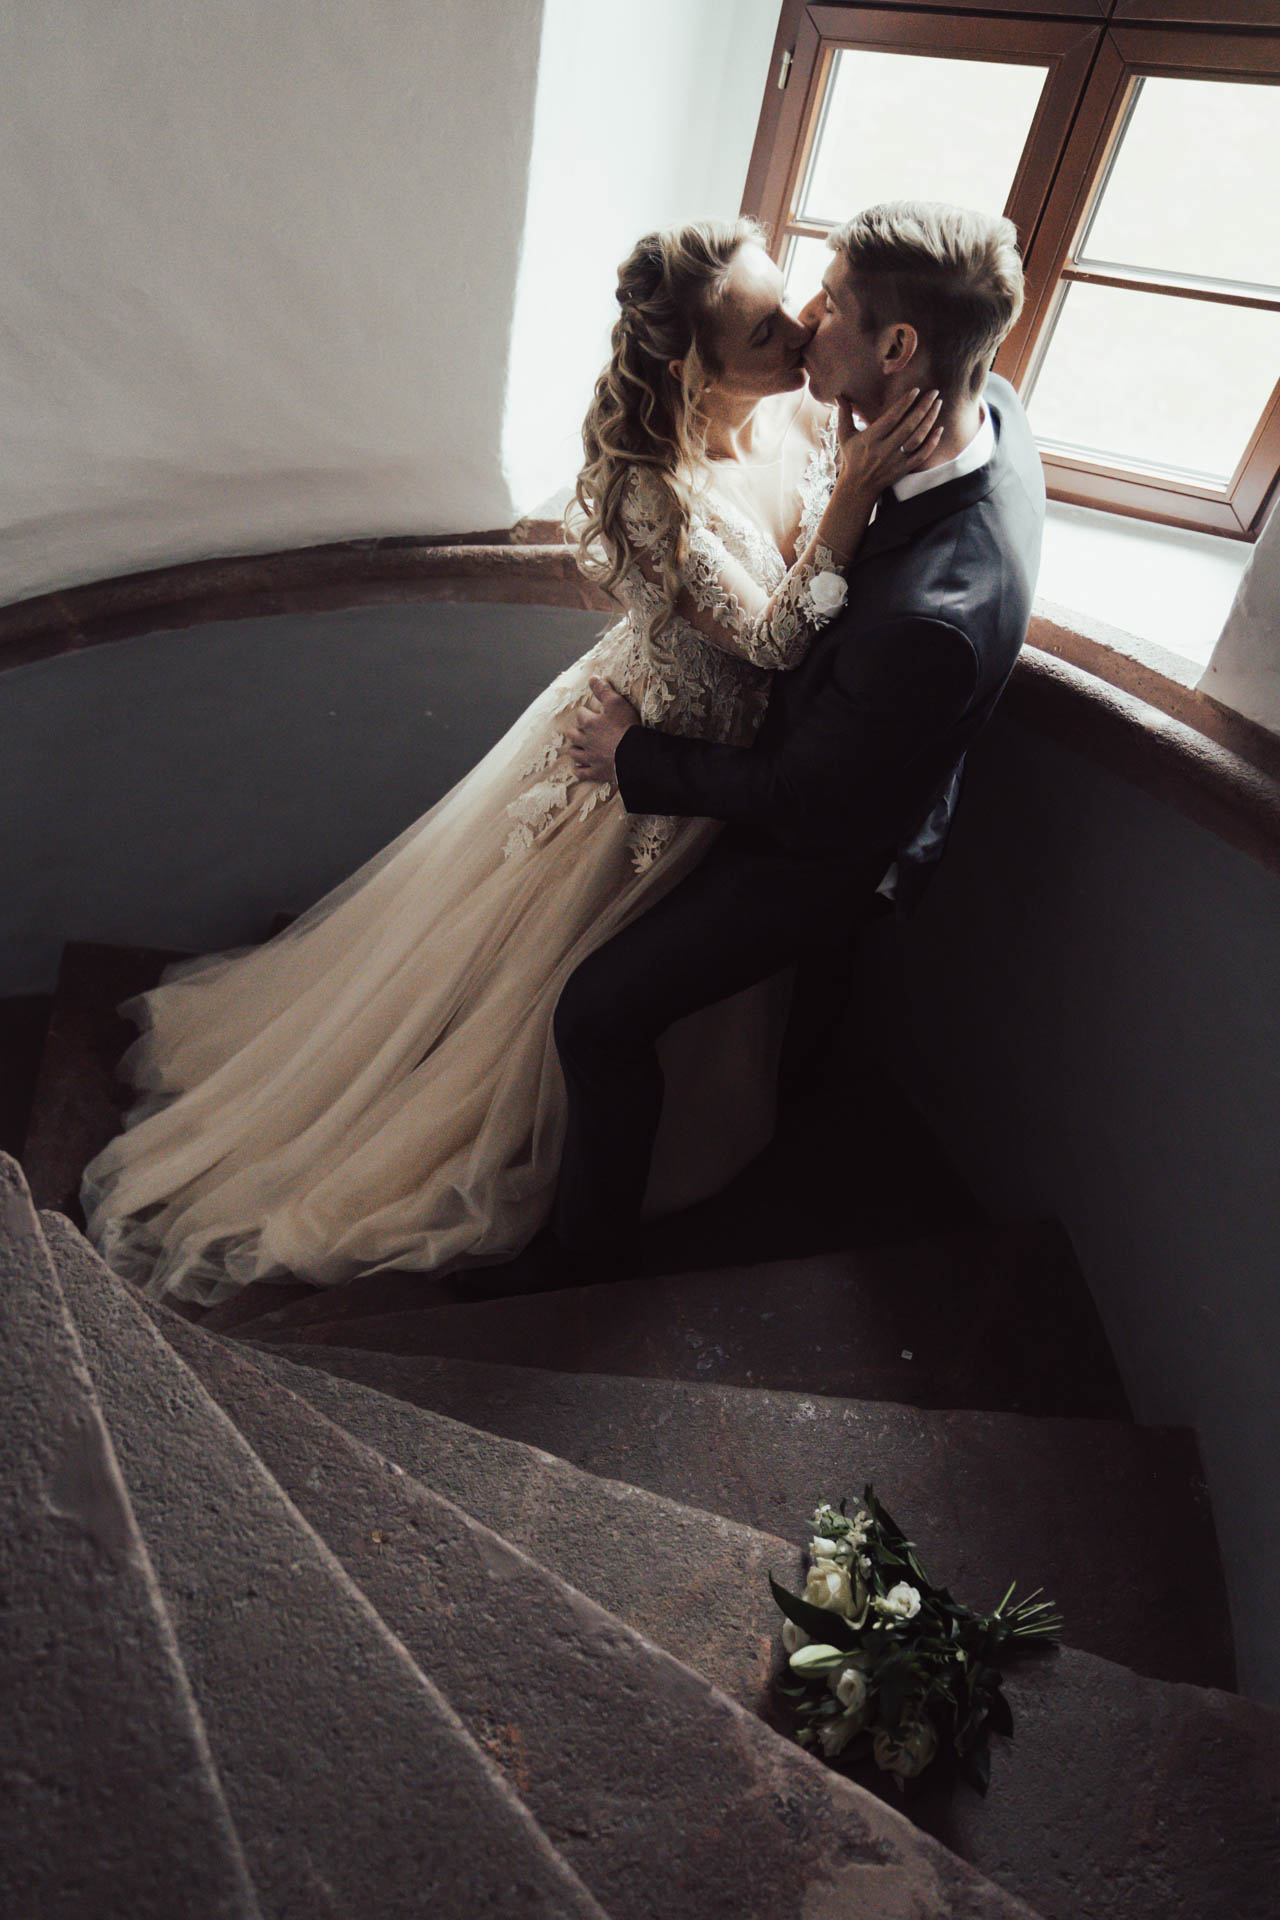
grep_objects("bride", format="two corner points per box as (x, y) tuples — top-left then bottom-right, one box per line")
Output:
(81, 217), (941, 1307)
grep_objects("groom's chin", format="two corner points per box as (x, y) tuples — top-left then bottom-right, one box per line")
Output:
(802, 364), (835, 404)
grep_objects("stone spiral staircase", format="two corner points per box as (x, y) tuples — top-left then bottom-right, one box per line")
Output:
(3, 940), (1278, 1919)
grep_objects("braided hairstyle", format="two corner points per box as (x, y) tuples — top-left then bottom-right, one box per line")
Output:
(571, 217), (767, 664)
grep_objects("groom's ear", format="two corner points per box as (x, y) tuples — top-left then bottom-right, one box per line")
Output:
(879, 323), (920, 377)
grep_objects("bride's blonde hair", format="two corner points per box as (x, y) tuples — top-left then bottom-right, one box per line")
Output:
(571, 217), (767, 660)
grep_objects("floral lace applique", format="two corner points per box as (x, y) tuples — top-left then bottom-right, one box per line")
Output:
(503, 440), (839, 875)
(683, 521), (845, 670)
(798, 413), (840, 552)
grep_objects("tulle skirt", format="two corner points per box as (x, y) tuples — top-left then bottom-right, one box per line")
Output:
(81, 643), (789, 1307)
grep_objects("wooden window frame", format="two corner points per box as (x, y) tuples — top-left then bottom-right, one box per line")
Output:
(742, 3), (1280, 539)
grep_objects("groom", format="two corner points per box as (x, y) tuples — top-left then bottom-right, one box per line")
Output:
(553, 201), (1043, 1276)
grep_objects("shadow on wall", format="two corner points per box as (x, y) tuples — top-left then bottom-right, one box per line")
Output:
(2, 460), (442, 601)
(883, 713), (1280, 1706)
(1, 599), (604, 997)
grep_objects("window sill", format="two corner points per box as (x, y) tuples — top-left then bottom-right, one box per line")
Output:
(1037, 500), (1249, 677)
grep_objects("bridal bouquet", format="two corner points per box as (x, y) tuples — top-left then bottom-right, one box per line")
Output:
(770, 1486), (1061, 1794)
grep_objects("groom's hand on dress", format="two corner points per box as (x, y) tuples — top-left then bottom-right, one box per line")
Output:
(567, 677), (639, 783)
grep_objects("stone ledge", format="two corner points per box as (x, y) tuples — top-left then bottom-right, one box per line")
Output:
(3, 534), (1277, 875)
(1010, 645), (1280, 879)
(0, 534), (611, 673)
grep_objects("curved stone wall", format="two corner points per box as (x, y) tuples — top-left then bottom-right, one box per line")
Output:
(4, 563), (1278, 1706)
(890, 711), (1280, 1708)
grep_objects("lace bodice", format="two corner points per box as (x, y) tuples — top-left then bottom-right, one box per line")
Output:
(505, 423), (841, 873)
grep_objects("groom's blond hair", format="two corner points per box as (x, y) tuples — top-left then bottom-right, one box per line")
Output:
(832, 202), (1024, 399)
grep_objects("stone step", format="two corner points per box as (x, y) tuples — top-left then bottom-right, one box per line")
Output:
(208, 1038), (986, 1334)
(235, 1320), (810, 1719)
(217, 1317), (1280, 1920)
(35, 935), (983, 1323)
(0, 990), (52, 1156)
(43, 1212), (610, 1920)
(156, 1295), (1044, 1920)
(0, 1157), (258, 1919)
(239, 1345), (1230, 1691)
(20, 941), (183, 1216)
(257, 1219), (1131, 1420)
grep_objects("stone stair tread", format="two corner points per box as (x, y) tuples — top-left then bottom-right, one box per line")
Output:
(237, 1311), (812, 1715)
(42, 1211), (611, 1920)
(0, 991), (52, 1157)
(20, 941), (186, 1217)
(156, 1294), (1044, 1920)
(245, 1343), (1231, 1690)
(257, 1219), (1131, 1419)
(29, 937), (984, 1314)
(223, 1314), (1280, 1920)
(0, 1156), (257, 1920)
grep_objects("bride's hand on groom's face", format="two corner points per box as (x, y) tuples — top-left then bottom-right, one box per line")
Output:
(567, 676), (639, 783)
(837, 388), (943, 494)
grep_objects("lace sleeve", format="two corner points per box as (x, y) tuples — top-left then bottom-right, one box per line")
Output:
(618, 467), (849, 673)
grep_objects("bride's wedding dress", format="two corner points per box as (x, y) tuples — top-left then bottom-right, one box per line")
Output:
(83, 431), (842, 1307)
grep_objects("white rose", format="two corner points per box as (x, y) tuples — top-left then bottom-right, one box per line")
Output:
(781, 1619), (808, 1654)
(804, 1561), (854, 1618)
(873, 1717), (939, 1780)
(819, 1707), (867, 1758)
(829, 1665), (869, 1713)
(874, 1582), (922, 1622)
(810, 1536), (839, 1560)
(809, 570), (848, 616)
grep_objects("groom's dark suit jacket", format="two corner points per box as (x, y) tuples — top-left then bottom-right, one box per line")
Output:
(613, 375), (1045, 906)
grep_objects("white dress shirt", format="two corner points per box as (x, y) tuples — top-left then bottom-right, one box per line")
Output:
(890, 400), (994, 501)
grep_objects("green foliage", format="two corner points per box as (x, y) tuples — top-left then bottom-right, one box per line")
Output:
(769, 1484), (1062, 1795)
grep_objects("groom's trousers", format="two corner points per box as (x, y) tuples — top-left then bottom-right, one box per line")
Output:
(552, 833), (886, 1251)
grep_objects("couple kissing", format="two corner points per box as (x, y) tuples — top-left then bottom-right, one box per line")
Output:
(83, 200), (1045, 1309)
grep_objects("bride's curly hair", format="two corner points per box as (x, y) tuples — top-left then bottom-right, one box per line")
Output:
(571, 217), (767, 660)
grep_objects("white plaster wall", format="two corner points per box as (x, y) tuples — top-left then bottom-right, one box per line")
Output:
(0, 0), (543, 603)
(501, 0), (780, 514)
(1199, 498), (1280, 734)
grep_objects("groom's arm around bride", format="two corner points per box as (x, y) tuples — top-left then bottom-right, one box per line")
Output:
(555, 202), (1046, 1260)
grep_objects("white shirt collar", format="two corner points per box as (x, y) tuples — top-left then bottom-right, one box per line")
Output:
(890, 401), (994, 502)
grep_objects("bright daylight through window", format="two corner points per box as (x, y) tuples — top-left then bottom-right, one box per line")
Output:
(1025, 77), (1280, 489)
(780, 50), (1049, 301)
(747, 5), (1280, 541)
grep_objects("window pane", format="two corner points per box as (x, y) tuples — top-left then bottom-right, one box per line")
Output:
(797, 50), (1048, 228)
(782, 233), (834, 306)
(1081, 78), (1280, 290)
(1027, 283), (1280, 482)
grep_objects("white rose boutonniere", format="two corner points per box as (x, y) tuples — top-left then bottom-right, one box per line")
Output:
(808, 570), (848, 617)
